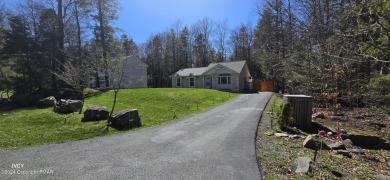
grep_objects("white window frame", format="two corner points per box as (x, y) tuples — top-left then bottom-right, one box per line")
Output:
(189, 77), (195, 87)
(218, 74), (232, 85)
(176, 78), (181, 87)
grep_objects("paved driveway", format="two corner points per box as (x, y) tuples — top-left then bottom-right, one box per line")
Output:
(0, 92), (272, 180)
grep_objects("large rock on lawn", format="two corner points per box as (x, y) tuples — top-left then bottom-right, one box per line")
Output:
(53, 99), (82, 114)
(37, 96), (56, 108)
(303, 135), (330, 150)
(110, 109), (142, 130)
(83, 106), (109, 121)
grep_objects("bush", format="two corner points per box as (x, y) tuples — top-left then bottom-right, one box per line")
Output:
(366, 74), (390, 107)
(83, 88), (102, 98)
(278, 102), (292, 130)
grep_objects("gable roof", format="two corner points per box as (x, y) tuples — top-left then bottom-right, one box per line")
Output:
(171, 60), (246, 77)
(125, 56), (148, 67)
(207, 61), (246, 74)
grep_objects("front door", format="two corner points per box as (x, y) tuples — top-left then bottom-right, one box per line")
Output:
(205, 76), (212, 89)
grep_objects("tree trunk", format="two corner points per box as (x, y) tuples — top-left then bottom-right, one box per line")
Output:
(107, 89), (119, 127)
(74, 0), (82, 55)
(97, 0), (109, 88)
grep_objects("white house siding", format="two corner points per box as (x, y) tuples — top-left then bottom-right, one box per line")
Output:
(122, 65), (147, 88)
(88, 56), (147, 89)
(195, 77), (203, 88)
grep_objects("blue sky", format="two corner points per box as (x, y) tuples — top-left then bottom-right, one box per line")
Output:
(118, 0), (259, 44)
(4, 0), (260, 44)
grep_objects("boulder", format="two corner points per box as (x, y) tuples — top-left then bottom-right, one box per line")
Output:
(312, 112), (325, 119)
(110, 109), (142, 130)
(83, 106), (109, 121)
(37, 96), (56, 108)
(336, 150), (351, 158)
(349, 148), (364, 154)
(53, 99), (82, 114)
(328, 142), (346, 150)
(343, 139), (353, 145)
(292, 157), (311, 174)
(303, 135), (330, 150)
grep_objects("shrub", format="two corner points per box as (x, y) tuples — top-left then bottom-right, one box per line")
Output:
(366, 74), (390, 107)
(278, 102), (292, 130)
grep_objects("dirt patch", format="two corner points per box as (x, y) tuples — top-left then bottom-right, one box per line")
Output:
(256, 96), (390, 179)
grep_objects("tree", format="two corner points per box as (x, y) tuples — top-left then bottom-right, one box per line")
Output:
(231, 23), (253, 62)
(191, 17), (214, 67)
(179, 26), (190, 68)
(215, 20), (229, 62)
(91, 0), (119, 88)
(53, 56), (94, 113)
(121, 34), (138, 56)
(2, 15), (42, 93)
(144, 34), (164, 87)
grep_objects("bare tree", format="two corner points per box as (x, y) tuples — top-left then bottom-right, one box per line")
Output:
(215, 20), (229, 62)
(52, 57), (94, 113)
(191, 17), (214, 67)
(106, 53), (126, 127)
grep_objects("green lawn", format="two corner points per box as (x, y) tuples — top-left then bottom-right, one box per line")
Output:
(0, 88), (238, 149)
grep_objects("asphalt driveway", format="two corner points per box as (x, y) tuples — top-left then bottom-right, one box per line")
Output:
(0, 92), (272, 180)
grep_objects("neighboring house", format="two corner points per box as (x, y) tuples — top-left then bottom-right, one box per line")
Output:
(88, 56), (148, 89)
(171, 60), (253, 92)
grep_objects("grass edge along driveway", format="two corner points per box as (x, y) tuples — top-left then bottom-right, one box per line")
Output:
(0, 88), (239, 150)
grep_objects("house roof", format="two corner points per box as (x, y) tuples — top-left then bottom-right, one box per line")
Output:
(207, 61), (246, 74)
(125, 56), (148, 67)
(173, 67), (208, 76)
(171, 60), (246, 77)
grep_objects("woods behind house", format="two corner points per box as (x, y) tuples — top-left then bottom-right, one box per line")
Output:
(0, 0), (389, 110)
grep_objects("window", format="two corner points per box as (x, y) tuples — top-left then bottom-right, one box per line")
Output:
(218, 74), (232, 85)
(176, 78), (181, 87)
(189, 77), (195, 87)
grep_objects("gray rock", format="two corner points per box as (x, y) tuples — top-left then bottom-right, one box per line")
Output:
(292, 157), (311, 174)
(275, 133), (289, 137)
(53, 99), (82, 114)
(328, 142), (345, 150)
(343, 139), (353, 145)
(336, 150), (351, 157)
(312, 112), (325, 119)
(303, 135), (330, 150)
(110, 109), (142, 130)
(349, 148), (364, 154)
(37, 96), (56, 108)
(83, 106), (109, 121)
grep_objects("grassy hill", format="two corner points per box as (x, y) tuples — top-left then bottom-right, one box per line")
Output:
(0, 88), (238, 149)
